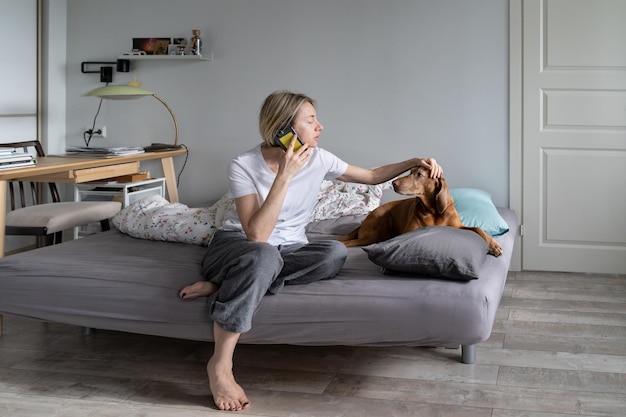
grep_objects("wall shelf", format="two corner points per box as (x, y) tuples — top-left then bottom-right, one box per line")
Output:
(118, 52), (213, 61)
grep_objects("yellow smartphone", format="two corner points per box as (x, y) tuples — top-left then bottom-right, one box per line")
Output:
(274, 126), (303, 152)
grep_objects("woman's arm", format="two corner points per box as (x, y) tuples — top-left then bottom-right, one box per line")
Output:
(236, 140), (311, 243)
(233, 174), (289, 242)
(337, 157), (442, 185)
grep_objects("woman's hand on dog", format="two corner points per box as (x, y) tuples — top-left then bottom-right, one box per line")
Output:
(418, 158), (443, 178)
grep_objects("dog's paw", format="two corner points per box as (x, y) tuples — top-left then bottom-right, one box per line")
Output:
(488, 240), (503, 257)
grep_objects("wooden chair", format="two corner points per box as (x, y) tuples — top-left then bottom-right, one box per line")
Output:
(3, 140), (122, 246)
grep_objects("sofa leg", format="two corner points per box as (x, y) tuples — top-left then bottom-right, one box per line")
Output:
(80, 326), (96, 336)
(461, 344), (475, 364)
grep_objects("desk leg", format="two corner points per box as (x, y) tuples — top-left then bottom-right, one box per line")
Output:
(160, 156), (179, 203)
(0, 180), (5, 335)
(0, 179), (6, 259)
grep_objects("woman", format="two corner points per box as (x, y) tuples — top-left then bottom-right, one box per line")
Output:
(180, 90), (443, 411)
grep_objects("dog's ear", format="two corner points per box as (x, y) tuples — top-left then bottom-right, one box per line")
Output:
(435, 178), (452, 214)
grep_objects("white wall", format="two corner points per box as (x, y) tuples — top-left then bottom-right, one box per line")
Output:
(61, 0), (509, 207)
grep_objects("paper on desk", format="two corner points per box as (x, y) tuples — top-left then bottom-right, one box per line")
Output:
(65, 146), (145, 157)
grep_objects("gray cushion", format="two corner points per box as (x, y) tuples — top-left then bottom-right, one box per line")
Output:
(362, 226), (488, 281)
(6, 201), (122, 233)
(305, 214), (367, 236)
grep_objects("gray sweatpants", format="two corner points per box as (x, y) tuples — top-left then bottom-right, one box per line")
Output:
(201, 229), (348, 334)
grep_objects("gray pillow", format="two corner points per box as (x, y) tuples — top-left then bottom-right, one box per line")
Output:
(362, 226), (488, 281)
(306, 214), (367, 236)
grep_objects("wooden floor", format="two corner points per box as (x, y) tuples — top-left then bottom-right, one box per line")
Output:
(0, 270), (624, 416)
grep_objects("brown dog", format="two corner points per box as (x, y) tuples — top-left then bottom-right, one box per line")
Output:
(337, 166), (503, 256)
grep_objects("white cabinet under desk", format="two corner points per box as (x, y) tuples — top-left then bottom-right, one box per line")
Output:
(73, 177), (166, 238)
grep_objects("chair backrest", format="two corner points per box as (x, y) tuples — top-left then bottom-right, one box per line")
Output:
(3, 140), (61, 209)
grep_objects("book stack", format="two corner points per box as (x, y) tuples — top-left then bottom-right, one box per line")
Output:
(0, 147), (37, 170)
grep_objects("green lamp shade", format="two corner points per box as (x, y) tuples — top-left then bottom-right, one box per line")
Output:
(83, 85), (155, 100)
(83, 84), (181, 148)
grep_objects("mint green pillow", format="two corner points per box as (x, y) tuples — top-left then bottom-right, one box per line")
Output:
(450, 188), (509, 237)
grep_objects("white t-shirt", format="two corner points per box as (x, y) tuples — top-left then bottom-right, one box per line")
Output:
(221, 144), (348, 245)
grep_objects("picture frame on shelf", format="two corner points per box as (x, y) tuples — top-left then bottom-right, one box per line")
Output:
(132, 37), (171, 55)
(168, 44), (188, 55)
(169, 38), (187, 55)
(154, 39), (170, 55)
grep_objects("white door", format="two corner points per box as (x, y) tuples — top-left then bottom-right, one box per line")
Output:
(0, 0), (39, 253)
(0, 0), (38, 142)
(520, 0), (626, 274)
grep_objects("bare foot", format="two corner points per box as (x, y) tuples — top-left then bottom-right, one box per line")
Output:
(179, 281), (219, 299)
(207, 356), (250, 411)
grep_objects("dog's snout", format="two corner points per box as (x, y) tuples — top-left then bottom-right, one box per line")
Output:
(392, 177), (407, 192)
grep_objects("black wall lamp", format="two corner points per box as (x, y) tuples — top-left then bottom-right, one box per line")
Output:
(80, 59), (130, 82)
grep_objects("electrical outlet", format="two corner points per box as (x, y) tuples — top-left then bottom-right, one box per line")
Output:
(84, 126), (107, 138)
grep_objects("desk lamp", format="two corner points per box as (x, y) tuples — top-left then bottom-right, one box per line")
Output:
(84, 85), (182, 151)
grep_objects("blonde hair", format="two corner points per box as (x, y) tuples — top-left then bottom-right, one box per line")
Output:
(259, 90), (316, 147)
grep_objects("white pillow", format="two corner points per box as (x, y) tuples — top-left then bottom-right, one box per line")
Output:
(112, 194), (234, 246)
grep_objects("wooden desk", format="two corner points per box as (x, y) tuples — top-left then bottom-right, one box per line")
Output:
(0, 148), (187, 258)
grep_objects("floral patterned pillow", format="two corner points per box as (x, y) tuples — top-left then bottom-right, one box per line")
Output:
(113, 179), (389, 245)
(310, 179), (391, 221)
(112, 194), (234, 246)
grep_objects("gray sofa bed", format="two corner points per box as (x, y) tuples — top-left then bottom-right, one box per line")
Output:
(0, 206), (516, 364)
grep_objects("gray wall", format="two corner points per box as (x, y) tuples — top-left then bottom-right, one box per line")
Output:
(63, 0), (509, 206)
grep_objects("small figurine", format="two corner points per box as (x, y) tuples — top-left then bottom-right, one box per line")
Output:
(190, 29), (202, 56)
